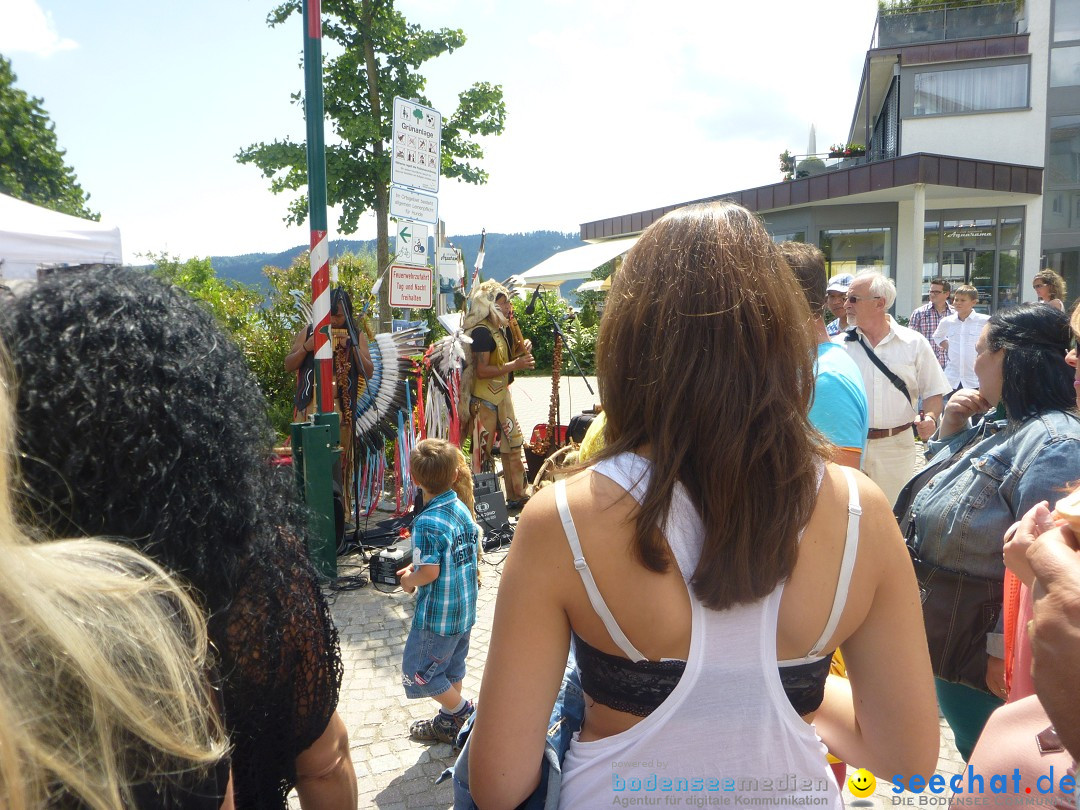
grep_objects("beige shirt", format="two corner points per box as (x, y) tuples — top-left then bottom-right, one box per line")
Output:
(835, 316), (951, 430)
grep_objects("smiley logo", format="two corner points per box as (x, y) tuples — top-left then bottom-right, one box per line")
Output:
(847, 768), (876, 797)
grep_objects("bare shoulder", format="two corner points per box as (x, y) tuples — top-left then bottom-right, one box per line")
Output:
(506, 476), (577, 568)
(512, 469), (626, 562)
(822, 463), (906, 562)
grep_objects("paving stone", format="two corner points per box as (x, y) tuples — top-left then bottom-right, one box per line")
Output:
(369, 754), (404, 775)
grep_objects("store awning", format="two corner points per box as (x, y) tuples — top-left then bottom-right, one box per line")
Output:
(517, 236), (637, 286)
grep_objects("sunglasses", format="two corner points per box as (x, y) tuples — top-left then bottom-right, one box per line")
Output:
(846, 295), (882, 304)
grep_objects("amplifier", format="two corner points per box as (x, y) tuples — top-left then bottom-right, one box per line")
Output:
(369, 542), (411, 586)
(472, 472), (500, 497)
(474, 489), (510, 533)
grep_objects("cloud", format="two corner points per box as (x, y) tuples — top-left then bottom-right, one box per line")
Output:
(0, 0), (78, 57)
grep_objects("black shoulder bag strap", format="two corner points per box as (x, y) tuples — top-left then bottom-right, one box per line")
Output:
(844, 328), (912, 404)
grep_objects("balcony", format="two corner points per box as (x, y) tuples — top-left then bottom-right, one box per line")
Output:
(780, 151), (871, 182)
(873, 1), (1022, 48)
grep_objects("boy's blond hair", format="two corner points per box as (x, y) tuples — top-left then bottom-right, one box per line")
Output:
(953, 284), (979, 301)
(411, 438), (460, 495)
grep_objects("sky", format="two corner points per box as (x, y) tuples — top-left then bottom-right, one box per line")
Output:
(0, 0), (880, 262)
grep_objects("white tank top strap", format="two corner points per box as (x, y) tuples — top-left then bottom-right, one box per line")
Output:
(591, 453), (651, 503)
(554, 478), (647, 662)
(806, 465), (863, 658)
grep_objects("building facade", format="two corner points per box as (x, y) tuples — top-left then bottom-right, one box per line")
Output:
(580, 0), (1080, 316)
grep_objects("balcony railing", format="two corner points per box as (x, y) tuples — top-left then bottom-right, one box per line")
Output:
(872, 1), (1022, 48)
(780, 152), (871, 181)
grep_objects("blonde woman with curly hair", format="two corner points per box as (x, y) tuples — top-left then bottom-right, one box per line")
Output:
(1033, 268), (1067, 311)
(0, 348), (232, 810)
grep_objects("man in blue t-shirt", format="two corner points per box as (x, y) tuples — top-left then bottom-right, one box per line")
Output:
(779, 243), (869, 468)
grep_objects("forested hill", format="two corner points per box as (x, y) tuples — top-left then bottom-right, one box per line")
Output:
(210, 230), (584, 289)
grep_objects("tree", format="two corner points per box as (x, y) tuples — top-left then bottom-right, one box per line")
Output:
(0, 55), (95, 219)
(237, 0), (506, 330)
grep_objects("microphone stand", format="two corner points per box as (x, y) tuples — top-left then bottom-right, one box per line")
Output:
(532, 289), (594, 449)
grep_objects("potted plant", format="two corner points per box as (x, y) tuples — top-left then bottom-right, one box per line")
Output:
(829, 143), (866, 158)
(779, 149), (796, 181)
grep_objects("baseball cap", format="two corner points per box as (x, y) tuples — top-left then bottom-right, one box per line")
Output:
(826, 273), (855, 294)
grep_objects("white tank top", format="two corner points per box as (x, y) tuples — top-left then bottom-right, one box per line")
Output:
(557, 452), (849, 809)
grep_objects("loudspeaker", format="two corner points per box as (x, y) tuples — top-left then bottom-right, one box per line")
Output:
(369, 542), (411, 586)
(474, 489), (510, 532)
(472, 472), (500, 497)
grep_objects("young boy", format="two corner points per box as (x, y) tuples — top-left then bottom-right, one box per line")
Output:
(398, 438), (481, 745)
(932, 284), (990, 392)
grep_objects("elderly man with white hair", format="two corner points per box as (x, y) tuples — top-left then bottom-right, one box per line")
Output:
(837, 271), (951, 505)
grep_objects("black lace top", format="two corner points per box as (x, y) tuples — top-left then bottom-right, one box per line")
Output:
(572, 632), (833, 717)
(208, 531), (343, 809)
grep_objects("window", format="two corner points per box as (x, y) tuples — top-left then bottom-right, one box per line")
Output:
(1056, 0), (1080, 42)
(769, 230), (806, 244)
(1048, 116), (1080, 186)
(819, 227), (892, 279)
(912, 64), (1028, 115)
(923, 211), (1023, 311)
(1052, 46), (1080, 87)
(1044, 191), (1080, 232)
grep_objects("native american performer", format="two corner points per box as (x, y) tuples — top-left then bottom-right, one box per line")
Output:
(459, 280), (535, 508)
(285, 287), (375, 514)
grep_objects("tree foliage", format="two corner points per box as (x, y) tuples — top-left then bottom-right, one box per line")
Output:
(0, 55), (95, 219)
(511, 291), (598, 375)
(237, 0), (506, 328)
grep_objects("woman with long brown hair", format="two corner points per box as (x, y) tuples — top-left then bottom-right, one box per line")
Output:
(468, 203), (938, 808)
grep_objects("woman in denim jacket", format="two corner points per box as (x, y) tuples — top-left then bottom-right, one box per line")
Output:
(908, 304), (1080, 760)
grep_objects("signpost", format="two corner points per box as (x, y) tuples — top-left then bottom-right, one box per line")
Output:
(395, 220), (429, 266)
(390, 97), (442, 193)
(390, 186), (438, 225)
(437, 246), (462, 294)
(389, 96), (442, 315)
(389, 265), (434, 309)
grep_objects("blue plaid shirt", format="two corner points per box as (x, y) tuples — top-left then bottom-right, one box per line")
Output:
(411, 490), (479, 635)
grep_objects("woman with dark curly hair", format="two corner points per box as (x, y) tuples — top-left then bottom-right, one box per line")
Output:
(2, 268), (357, 809)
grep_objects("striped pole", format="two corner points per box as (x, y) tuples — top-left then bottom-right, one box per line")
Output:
(303, 0), (332, 414)
(300, 0), (338, 579)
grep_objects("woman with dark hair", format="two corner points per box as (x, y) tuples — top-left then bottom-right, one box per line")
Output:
(2, 268), (357, 809)
(468, 203), (939, 808)
(903, 303), (1080, 760)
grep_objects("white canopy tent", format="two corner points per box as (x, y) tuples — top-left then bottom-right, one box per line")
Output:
(516, 236), (638, 287)
(0, 193), (123, 281)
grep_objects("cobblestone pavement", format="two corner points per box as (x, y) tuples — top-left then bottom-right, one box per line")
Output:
(295, 377), (966, 808)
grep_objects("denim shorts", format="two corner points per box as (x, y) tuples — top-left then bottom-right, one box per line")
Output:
(402, 624), (471, 699)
